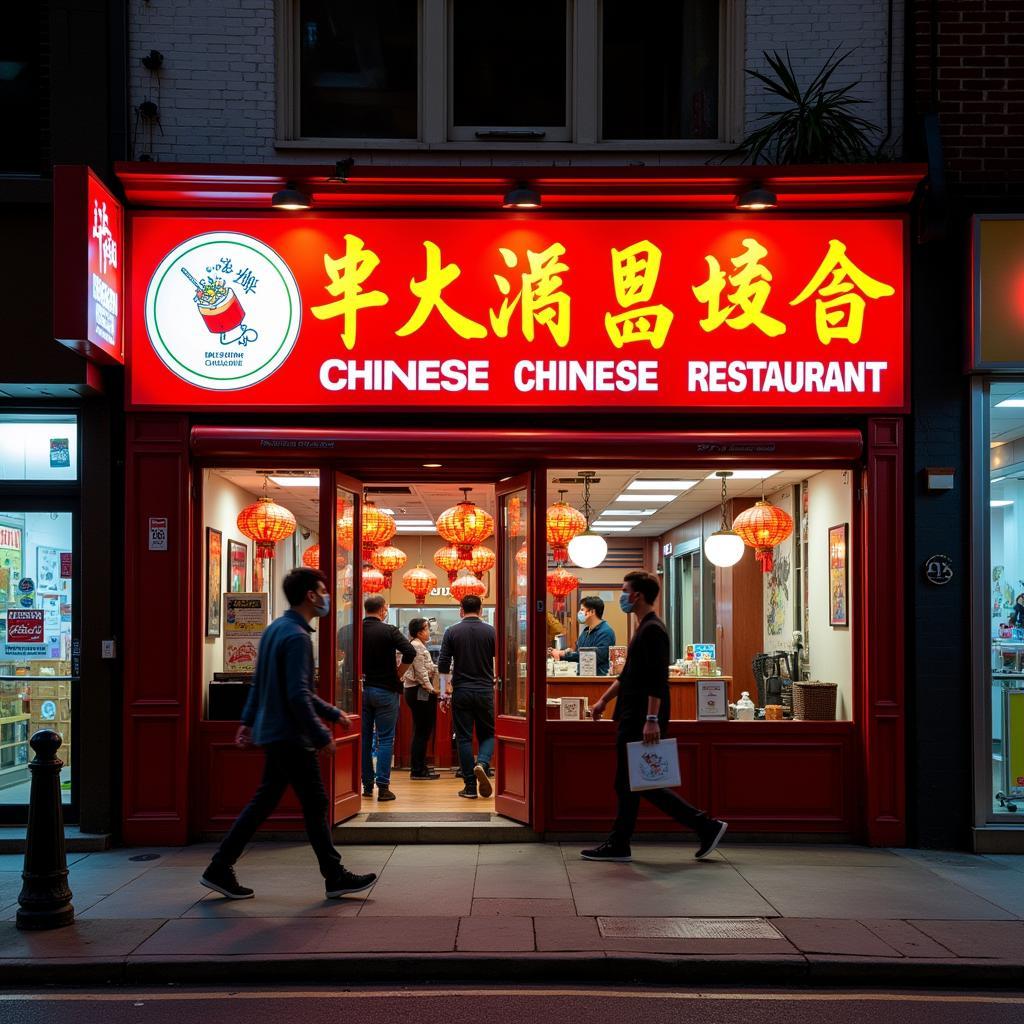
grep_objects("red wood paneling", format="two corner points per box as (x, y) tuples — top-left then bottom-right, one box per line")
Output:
(201, 739), (304, 829)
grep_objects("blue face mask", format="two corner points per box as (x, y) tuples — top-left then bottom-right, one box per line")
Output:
(619, 592), (635, 614)
(577, 610), (587, 624)
(313, 592), (331, 617)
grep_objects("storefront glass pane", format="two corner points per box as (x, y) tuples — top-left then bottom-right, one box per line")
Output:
(503, 489), (529, 718)
(0, 416), (78, 481)
(0, 512), (74, 805)
(336, 485), (356, 715)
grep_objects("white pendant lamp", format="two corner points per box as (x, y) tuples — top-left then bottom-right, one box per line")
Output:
(567, 471), (608, 569)
(704, 471), (745, 568)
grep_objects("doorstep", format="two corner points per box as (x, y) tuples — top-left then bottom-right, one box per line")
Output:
(0, 826), (111, 854)
(971, 825), (1024, 854)
(333, 814), (540, 844)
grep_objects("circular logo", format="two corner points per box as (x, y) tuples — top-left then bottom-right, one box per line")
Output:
(40, 700), (57, 721)
(145, 232), (301, 391)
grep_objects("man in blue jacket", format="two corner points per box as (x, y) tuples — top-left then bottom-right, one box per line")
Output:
(201, 567), (377, 901)
(551, 595), (616, 676)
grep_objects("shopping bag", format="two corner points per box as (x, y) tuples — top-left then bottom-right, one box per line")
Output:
(626, 738), (681, 792)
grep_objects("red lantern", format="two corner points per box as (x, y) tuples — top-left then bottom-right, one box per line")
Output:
(370, 544), (407, 587)
(732, 500), (794, 573)
(360, 501), (397, 561)
(546, 565), (579, 613)
(450, 571), (486, 603)
(434, 544), (463, 583)
(237, 496), (297, 559)
(361, 565), (388, 593)
(402, 564), (437, 606)
(508, 495), (522, 538)
(515, 542), (528, 576)
(437, 492), (494, 560)
(463, 544), (495, 579)
(302, 544), (320, 569)
(546, 498), (586, 564)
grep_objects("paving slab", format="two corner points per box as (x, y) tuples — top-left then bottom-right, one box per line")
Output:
(457, 915), (535, 952)
(721, 845), (906, 868)
(318, 915), (459, 952)
(472, 898), (576, 916)
(772, 918), (901, 957)
(895, 861), (1024, 917)
(0, 918), (164, 958)
(908, 919), (1024, 958)
(983, 855), (1024, 873)
(533, 916), (602, 951)
(133, 917), (335, 956)
(860, 919), (957, 958)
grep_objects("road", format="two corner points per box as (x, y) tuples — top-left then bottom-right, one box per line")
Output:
(0, 987), (1022, 1023)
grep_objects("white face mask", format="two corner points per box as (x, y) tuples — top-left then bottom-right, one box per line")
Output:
(577, 610), (587, 624)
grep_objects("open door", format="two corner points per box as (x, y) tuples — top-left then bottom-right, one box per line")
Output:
(493, 473), (533, 823)
(328, 470), (364, 824)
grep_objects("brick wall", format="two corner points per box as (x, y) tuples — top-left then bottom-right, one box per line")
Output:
(128, 0), (903, 165)
(911, 0), (1024, 194)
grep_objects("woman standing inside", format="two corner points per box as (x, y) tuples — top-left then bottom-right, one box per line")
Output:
(403, 617), (440, 779)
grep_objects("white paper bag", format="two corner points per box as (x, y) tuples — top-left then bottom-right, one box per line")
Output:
(626, 738), (682, 791)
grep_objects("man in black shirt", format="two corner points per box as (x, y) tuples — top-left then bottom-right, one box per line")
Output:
(584, 570), (727, 862)
(437, 595), (496, 799)
(361, 593), (416, 802)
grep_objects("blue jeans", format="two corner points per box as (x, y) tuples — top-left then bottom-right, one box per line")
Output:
(452, 688), (495, 791)
(362, 686), (401, 787)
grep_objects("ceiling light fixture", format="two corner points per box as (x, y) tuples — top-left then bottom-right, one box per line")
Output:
(703, 470), (779, 481)
(735, 185), (778, 211)
(422, 463), (443, 468)
(567, 471), (608, 569)
(271, 182), (311, 210)
(614, 493), (675, 503)
(268, 475), (320, 487)
(600, 509), (657, 517)
(502, 182), (542, 210)
(991, 500), (1014, 508)
(626, 480), (697, 491)
(703, 471), (745, 568)
(593, 520), (640, 527)
(995, 399), (1024, 408)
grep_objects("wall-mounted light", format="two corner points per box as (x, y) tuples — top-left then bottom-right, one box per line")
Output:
(502, 182), (542, 210)
(735, 186), (778, 212)
(271, 182), (311, 210)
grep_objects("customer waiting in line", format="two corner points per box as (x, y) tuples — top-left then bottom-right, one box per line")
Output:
(403, 616), (441, 780)
(438, 594), (497, 800)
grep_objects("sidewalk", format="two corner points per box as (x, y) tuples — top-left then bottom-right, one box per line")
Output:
(0, 842), (1022, 987)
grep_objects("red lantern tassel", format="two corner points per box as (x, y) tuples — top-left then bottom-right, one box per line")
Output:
(757, 548), (773, 573)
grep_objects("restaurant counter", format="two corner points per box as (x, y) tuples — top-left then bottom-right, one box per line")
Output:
(546, 675), (737, 720)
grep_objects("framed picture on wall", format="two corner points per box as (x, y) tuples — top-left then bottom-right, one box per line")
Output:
(206, 528), (222, 637)
(828, 523), (849, 628)
(36, 546), (62, 591)
(228, 540), (248, 593)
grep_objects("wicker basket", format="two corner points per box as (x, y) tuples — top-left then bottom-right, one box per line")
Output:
(791, 680), (838, 721)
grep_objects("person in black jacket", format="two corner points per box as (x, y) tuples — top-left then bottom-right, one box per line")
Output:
(583, 570), (727, 863)
(361, 593), (416, 801)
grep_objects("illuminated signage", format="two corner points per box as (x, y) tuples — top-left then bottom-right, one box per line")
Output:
(972, 216), (1024, 369)
(129, 215), (907, 410)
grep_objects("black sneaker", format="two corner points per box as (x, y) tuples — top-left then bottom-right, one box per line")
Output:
(362, 784), (374, 797)
(458, 787), (478, 799)
(580, 840), (632, 862)
(325, 869), (377, 898)
(695, 819), (728, 860)
(474, 763), (493, 798)
(200, 863), (255, 900)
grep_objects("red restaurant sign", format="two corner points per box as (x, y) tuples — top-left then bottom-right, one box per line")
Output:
(128, 214), (906, 411)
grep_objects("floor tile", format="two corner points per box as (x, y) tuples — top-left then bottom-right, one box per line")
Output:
(457, 916), (535, 951)
(472, 898), (576, 917)
(0, 918), (164, 958)
(899, 862), (1024, 917)
(860, 919), (956, 958)
(909, 920), (1024, 958)
(772, 918), (901, 957)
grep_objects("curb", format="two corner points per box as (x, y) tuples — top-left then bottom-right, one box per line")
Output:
(0, 954), (1022, 990)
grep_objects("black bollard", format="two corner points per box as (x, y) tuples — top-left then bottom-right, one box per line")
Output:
(17, 730), (74, 930)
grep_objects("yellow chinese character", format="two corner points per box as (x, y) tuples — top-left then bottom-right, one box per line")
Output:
(790, 239), (895, 346)
(691, 238), (786, 337)
(310, 233), (389, 350)
(490, 243), (570, 347)
(605, 240), (674, 349)
(395, 241), (486, 339)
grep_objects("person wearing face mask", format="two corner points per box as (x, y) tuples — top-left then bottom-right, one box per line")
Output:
(403, 617), (441, 780)
(582, 570), (728, 864)
(201, 567), (377, 901)
(550, 596), (616, 676)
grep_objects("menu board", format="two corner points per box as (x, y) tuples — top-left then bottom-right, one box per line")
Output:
(222, 592), (268, 674)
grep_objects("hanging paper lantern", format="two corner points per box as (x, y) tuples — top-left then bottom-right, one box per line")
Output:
(437, 495), (494, 560)
(361, 565), (388, 593)
(237, 496), (297, 559)
(546, 499), (586, 564)
(433, 544), (464, 583)
(370, 544), (407, 587)
(515, 542), (528, 576)
(463, 544), (495, 579)
(361, 501), (397, 561)
(546, 565), (579, 613)
(508, 495), (522, 538)
(732, 500), (794, 573)
(402, 564), (437, 606)
(450, 571), (486, 603)
(302, 544), (320, 569)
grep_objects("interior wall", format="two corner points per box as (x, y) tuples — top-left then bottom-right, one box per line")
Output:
(762, 485), (797, 653)
(806, 470), (854, 720)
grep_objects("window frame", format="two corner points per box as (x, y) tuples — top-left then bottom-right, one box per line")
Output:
(276, 0), (744, 150)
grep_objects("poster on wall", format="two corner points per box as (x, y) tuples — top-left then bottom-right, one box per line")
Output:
(764, 488), (795, 648)
(36, 547), (62, 590)
(205, 527), (222, 638)
(228, 540), (248, 593)
(829, 523), (849, 628)
(223, 592), (268, 674)
(0, 525), (22, 607)
(4, 609), (46, 658)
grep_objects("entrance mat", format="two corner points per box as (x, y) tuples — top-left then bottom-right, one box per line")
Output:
(364, 812), (492, 822)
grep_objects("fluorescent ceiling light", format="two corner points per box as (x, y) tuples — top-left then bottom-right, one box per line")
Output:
(594, 520), (640, 527)
(376, 507), (395, 515)
(626, 479), (697, 491)
(396, 525), (437, 531)
(268, 475), (319, 487)
(614, 493), (674, 503)
(992, 476), (1008, 483)
(600, 509), (657, 517)
(395, 520), (434, 526)
(704, 470), (779, 480)
(593, 526), (631, 532)
(995, 399), (1024, 408)
(991, 500), (1014, 508)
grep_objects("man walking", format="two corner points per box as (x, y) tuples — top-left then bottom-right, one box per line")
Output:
(361, 593), (417, 801)
(438, 595), (496, 799)
(201, 567), (376, 900)
(584, 570), (728, 862)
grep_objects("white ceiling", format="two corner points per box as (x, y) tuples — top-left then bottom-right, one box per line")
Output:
(991, 381), (1024, 445)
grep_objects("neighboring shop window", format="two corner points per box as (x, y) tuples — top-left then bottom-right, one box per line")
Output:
(0, 416), (77, 481)
(0, 512), (74, 806)
(988, 384), (1024, 817)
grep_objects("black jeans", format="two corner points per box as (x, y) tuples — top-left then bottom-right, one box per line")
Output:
(404, 687), (438, 774)
(213, 741), (342, 878)
(610, 721), (710, 847)
(452, 688), (495, 789)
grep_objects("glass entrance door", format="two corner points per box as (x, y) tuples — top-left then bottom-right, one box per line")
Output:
(494, 474), (532, 823)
